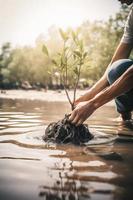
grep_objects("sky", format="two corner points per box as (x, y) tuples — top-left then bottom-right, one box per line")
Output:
(0, 0), (121, 47)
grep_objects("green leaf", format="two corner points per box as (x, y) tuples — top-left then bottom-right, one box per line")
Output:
(51, 59), (58, 66)
(79, 40), (83, 50)
(47, 71), (52, 75)
(73, 54), (76, 60)
(64, 47), (68, 52)
(73, 50), (81, 57)
(42, 44), (49, 56)
(71, 31), (76, 41)
(83, 52), (88, 59)
(73, 67), (79, 75)
(59, 28), (68, 41)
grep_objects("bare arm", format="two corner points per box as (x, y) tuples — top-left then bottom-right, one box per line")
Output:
(69, 65), (133, 125)
(92, 65), (133, 109)
(75, 42), (133, 104)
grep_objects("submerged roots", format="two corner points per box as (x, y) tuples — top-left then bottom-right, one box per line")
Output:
(43, 115), (93, 145)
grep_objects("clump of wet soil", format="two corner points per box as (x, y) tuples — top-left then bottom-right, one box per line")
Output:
(43, 115), (93, 145)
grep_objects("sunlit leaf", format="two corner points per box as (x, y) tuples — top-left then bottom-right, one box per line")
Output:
(73, 54), (76, 60)
(47, 71), (52, 75)
(59, 28), (68, 41)
(73, 67), (79, 75)
(64, 47), (69, 52)
(83, 52), (88, 59)
(51, 59), (58, 66)
(71, 31), (76, 41)
(79, 40), (83, 50)
(73, 50), (81, 57)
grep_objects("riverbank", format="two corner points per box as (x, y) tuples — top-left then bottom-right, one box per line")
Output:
(0, 89), (115, 106)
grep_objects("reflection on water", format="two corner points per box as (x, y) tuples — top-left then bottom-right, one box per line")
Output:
(0, 98), (133, 200)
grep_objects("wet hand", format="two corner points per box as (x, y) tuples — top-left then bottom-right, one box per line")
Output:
(69, 101), (95, 126)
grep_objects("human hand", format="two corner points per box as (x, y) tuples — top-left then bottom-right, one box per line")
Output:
(69, 101), (95, 126)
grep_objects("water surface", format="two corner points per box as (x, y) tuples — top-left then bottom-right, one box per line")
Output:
(0, 98), (133, 200)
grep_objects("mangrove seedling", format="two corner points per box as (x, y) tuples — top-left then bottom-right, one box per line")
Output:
(42, 29), (93, 145)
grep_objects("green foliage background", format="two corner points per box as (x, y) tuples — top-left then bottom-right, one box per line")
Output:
(0, 5), (132, 89)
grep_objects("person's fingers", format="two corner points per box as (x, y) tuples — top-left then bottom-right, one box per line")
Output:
(67, 113), (71, 117)
(71, 114), (79, 125)
(68, 110), (76, 121)
(76, 118), (84, 126)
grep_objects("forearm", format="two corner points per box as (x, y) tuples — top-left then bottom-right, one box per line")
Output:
(91, 66), (133, 109)
(86, 75), (109, 98)
(75, 75), (109, 103)
(90, 42), (132, 100)
(76, 43), (132, 103)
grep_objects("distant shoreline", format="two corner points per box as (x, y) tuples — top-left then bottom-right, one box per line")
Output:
(0, 89), (84, 102)
(0, 89), (115, 106)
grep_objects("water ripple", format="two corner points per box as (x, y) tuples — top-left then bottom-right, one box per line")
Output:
(0, 99), (133, 200)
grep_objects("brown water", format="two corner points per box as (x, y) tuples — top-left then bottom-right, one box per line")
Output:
(0, 98), (133, 200)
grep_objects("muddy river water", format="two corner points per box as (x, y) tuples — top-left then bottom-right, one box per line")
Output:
(0, 98), (133, 200)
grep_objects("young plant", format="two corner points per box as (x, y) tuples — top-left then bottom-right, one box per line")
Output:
(42, 29), (89, 111)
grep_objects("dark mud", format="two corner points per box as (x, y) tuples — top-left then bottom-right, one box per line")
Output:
(43, 115), (93, 145)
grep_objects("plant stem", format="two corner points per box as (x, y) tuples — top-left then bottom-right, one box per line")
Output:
(61, 73), (73, 110)
(62, 41), (74, 110)
(73, 62), (82, 106)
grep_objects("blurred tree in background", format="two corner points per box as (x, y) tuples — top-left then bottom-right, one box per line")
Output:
(0, 5), (131, 90)
(0, 42), (12, 88)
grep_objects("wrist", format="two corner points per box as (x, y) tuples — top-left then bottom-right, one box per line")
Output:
(87, 99), (98, 111)
(90, 87), (112, 109)
(89, 96), (102, 110)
